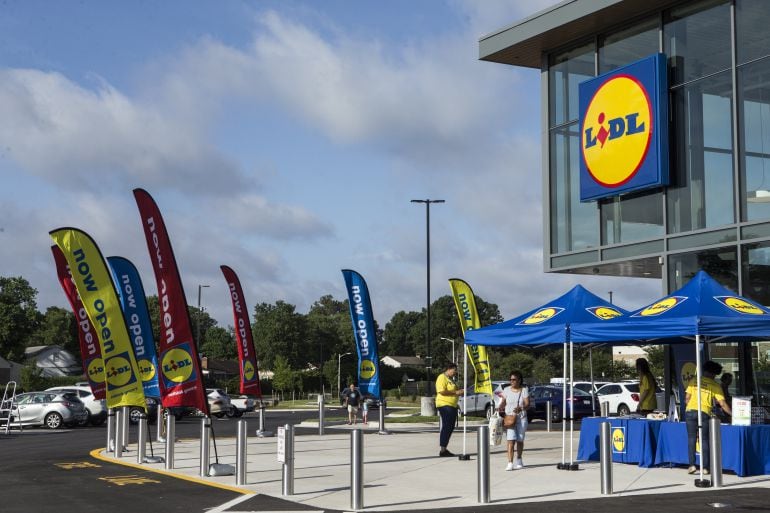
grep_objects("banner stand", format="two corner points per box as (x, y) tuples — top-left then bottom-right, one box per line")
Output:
(459, 346), (470, 460)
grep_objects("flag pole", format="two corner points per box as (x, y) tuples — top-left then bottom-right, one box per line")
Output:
(461, 343), (469, 459)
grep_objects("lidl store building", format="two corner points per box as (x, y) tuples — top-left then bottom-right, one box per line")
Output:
(480, 0), (770, 403)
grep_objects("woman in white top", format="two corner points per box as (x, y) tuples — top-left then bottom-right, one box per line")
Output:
(498, 370), (530, 471)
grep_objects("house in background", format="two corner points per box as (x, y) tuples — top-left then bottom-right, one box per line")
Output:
(24, 345), (82, 377)
(0, 355), (23, 384)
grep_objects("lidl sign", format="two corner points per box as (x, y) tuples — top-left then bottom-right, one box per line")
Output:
(579, 53), (668, 201)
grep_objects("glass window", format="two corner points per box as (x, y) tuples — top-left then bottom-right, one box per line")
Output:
(601, 191), (664, 244)
(739, 58), (770, 221)
(599, 19), (659, 74)
(550, 124), (599, 253)
(736, 0), (770, 65)
(751, 341), (770, 408)
(741, 242), (770, 306)
(667, 247), (738, 291)
(664, 0), (731, 85)
(667, 71), (735, 233)
(549, 42), (594, 127)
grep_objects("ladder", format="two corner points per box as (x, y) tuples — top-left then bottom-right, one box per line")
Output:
(1, 381), (18, 434)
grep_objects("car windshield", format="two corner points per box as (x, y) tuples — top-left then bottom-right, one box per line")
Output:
(572, 388), (592, 397)
(624, 384), (640, 393)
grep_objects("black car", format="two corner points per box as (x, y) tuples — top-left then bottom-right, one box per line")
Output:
(528, 385), (595, 422)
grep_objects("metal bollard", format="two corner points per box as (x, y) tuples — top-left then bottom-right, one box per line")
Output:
(477, 426), (490, 503)
(600, 401), (610, 418)
(378, 402), (389, 435)
(351, 428), (364, 510)
(156, 406), (165, 442)
(106, 409), (116, 453)
(164, 414), (175, 470)
(281, 424), (294, 496)
(137, 415), (147, 464)
(546, 401), (552, 432)
(114, 409), (123, 458)
(120, 406), (130, 453)
(600, 421), (613, 495)
(236, 419), (248, 485)
(709, 416), (723, 488)
(318, 394), (325, 436)
(200, 417), (211, 477)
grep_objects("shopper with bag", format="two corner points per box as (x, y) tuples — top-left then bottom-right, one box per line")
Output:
(498, 370), (530, 470)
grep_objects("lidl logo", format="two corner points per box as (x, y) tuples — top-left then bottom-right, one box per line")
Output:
(87, 358), (105, 383)
(105, 353), (137, 390)
(138, 358), (156, 381)
(612, 427), (626, 453)
(579, 53), (668, 201)
(635, 296), (687, 317)
(161, 344), (196, 387)
(519, 307), (565, 325)
(243, 360), (256, 381)
(715, 296), (767, 315)
(586, 306), (623, 320)
(360, 359), (377, 380)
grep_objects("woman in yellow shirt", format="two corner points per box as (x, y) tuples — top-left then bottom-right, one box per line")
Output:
(635, 358), (658, 415)
(684, 360), (732, 474)
(435, 362), (464, 457)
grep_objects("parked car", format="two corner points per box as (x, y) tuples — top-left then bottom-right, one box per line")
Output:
(46, 385), (107, 426)
(528, 385), (594, 422)
(128, 396), (161, 424)
(362, 393), (386, 409)
(11, 391), (88, 429)
(572, 381), (610, 395)
(596, 382), (649, 416)
(461, 380), (509, 418)
(206, 388), (232, 418)
(228, 395), (256, 417)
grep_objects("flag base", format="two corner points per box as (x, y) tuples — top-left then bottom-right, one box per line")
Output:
(458, 454), (471, 461)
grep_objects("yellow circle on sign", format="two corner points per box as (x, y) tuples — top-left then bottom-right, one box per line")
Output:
(138, 358), (156, 381)
(612, 428), (625, 452)
(582, 75), (652, 187)
(360, 359), (377, 380)
(162, 347), (194, 384)
(640, 297), (679, 317)
(724, 297), (764, 315)
(87, 358), (105, 383)
(105, 356), (132, 388)
(594, 307), (622, 320)
(523, 308), (558, 325)
(244, 360), (256, 381)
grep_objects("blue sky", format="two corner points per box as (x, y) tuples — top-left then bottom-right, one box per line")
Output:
(0, 1), (661, 329)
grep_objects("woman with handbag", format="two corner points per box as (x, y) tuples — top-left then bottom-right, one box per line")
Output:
(498, 370), (530, 471)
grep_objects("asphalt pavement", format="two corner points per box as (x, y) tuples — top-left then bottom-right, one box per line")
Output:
(92, 413), (770, 513)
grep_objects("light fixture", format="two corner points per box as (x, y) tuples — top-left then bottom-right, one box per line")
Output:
(748, 101), (770, 203)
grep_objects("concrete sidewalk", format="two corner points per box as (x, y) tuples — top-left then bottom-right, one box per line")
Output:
(97, 420), (770, 512)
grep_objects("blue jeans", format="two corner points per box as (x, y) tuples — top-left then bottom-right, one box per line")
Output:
(438, 406), (458, 448)
(685, 410), (711, 468)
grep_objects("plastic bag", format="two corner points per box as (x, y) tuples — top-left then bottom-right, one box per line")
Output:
(489, 412), (503, 446)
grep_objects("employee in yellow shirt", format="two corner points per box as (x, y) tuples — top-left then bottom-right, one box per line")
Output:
(636, 358), (658, 415)
(685, 360), (732, 474)
(435, 362), (464, 457)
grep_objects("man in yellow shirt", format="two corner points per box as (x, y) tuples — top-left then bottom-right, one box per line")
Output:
(684, 360), (732, 474)
(435, 362), (464, 457)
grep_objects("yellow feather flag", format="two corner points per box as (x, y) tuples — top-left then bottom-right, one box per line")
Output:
(50, 228), (147, 410)
(449, 278), (492, 394)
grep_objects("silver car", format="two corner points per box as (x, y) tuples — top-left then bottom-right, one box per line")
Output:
(11, 391), (88, 429)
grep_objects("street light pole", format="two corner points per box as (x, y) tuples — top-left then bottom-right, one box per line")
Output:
(411, 199), (444, 393)
(440, 337), (456, 363)
(196, 284), (210, 347)
(338, 352), (353, 397)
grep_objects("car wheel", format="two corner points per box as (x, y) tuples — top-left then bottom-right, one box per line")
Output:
(45, 412), (63, 429)
(129, 407), (144, 424)
(617, 404), (631, 416)
(90, 416), (105, 427)
(225, 406), (237, 418)
(485, 404), (495, 420)
(551, 407), (563, 423)
(233, 409), (243, 418)
(78, 412), (90, 426)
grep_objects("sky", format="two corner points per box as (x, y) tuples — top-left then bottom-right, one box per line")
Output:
(0, 1), (663, 332)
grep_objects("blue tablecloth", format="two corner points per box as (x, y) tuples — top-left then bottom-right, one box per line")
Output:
(655, 422), (770, 477)
(578, 417), (663, 467)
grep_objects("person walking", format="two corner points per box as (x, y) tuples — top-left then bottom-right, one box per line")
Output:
(685, 360), (732, 474)
(435, 362), (464, 457)
(342, 383), (361, 425)
(498, 370), (530, 470)
(636, 358), (658, 415)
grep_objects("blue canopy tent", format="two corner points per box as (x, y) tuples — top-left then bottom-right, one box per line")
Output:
(464, 284), (629, 468)
(570, 270), (770, 480)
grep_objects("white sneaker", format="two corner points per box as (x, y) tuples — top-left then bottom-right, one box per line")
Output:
(505, 462), (514, 471)
(514, 458), (524, 469)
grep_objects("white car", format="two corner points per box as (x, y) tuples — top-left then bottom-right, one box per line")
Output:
(595, 382), (642, 416)
(460, 380), (509, 418)
(572, 381), (610, 395)
(227, 395), (256, 417)
(46, 385), (107, 426)
(11, 391), (89, 429)
(206, 388), (232, 418)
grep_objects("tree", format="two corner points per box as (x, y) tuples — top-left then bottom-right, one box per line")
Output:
(29, 306), (78, 356)
(252, 301), (308, 370)
(201, 326), (237, 360)
(382, 311), (422, 356)
(531, 357), (556, 384)
(272, 354), (294, 396)
(306, 295), (350, 388)
(0, 276), (40, 361)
